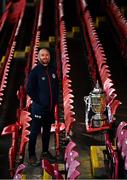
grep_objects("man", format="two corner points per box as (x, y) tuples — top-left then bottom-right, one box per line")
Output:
(27, 48), (59, 166)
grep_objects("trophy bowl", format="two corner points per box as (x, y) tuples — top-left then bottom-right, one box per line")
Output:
(91, 93), (106, 114)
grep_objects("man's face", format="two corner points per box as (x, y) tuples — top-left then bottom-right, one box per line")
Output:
(39, 49), (51, 66)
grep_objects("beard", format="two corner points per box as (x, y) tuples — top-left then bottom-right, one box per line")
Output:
(42, 61), (49, 66)
(39, 58), (50, 66)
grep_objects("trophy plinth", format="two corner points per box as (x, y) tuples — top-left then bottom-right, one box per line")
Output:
(92, 113), (107, 128)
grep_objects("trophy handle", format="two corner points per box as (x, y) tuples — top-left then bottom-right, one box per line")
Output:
(84, 96), (91, 111)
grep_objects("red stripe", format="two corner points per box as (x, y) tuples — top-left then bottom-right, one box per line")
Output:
(45, 69), (52, 111)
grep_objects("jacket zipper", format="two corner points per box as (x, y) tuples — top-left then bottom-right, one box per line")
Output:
(45, 69), (52, 111)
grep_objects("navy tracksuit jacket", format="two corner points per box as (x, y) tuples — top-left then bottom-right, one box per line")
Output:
(27, 62), (59, 156)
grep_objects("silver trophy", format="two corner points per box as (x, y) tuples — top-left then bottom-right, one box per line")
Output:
(84, 81), (107, 128)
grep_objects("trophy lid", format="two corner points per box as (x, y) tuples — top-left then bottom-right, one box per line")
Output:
(91, 81), (103, 95)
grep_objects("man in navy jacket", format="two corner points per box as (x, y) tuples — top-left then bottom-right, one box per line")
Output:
(27, 48), (59, 166)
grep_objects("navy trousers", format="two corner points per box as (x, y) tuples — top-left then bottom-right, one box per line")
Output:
(28, 113), (52, 158)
